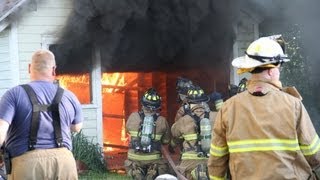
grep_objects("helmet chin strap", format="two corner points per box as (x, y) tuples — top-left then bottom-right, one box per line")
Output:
(142, 107), (156, 114)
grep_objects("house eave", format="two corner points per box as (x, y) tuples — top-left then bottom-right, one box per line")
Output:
(0, 19), (10, 32)
(0, 0), (29, 22)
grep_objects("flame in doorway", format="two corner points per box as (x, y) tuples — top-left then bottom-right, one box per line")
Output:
(102, 73), (126, 93)
(57, 73), (132, 152)
(121, 118), (128, 144)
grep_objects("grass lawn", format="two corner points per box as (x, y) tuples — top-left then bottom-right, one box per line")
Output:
(79, 171), (131, 180)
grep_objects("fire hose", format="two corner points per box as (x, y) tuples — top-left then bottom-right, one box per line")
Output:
(161, 146), (188, 180)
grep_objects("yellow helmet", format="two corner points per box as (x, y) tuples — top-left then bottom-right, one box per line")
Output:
(232, 36), (290, 72)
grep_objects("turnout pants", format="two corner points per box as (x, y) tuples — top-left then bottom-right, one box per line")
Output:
(124, 159), (169, 180)
(177, 159), (208, 180)
(8, 148), (78, 180)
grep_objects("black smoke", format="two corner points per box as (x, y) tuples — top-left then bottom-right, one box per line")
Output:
(52, 0), (240, 73)
(257, 0), (320, 131)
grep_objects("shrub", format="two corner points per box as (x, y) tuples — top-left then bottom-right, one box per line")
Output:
(72, 130), (107, 172)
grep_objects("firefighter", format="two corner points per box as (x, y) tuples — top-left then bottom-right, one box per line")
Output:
(171, 86), (217, 180)
(208, 91), (224, 112)
(174, 77), (195, 122)
(124, 88), (171, 180)
(237, 77), (248, 93)
(227, 77), (248, 98)
(208, 36), (320, 179)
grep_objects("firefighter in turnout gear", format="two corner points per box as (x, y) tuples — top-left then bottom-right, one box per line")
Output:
(237, 77), (247, 93)
(125, 88), (171, 180)
(171, 86), (217, 180)
(174, 77), (195, 122)
(227, 77), (248, 98)
(208, 36), (320, 180)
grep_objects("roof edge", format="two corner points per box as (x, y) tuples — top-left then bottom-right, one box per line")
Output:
(0, 0), (29, 23)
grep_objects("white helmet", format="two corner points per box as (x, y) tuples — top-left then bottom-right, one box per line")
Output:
(155, 174), (178, 180)
(232, 36), (290, 69)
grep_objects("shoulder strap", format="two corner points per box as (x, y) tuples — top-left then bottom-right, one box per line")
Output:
(204, 112), (209, 119)
(21, 84), (41, 150)
(182, 103), (190, 115)
(21, 84), (64, 150)
(51, 87), (64, 147)
(187, 111), (201, 133)
(137, 111), (145, 137)
(138, 110), (145, 120)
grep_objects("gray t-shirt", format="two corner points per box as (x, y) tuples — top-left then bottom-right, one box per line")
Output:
(0, 80), (83, 157)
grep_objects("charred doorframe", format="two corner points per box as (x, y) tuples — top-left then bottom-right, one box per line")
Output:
(41, 35), (104, 146)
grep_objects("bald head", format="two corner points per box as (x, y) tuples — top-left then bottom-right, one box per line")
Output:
(29, 49), (56, 81)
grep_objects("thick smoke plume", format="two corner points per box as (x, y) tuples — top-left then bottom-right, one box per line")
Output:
(53, 0), (240, 73)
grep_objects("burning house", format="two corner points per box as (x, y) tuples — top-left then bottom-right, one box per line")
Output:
(0, 0), (297, 170)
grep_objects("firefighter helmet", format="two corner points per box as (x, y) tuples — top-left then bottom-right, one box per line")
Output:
(186, 86), (209, 103)
(237, 77), (248, 93)
(232, 36), (290, 69)
(141, 88), (161, 110)
(176, 77), (194, 95)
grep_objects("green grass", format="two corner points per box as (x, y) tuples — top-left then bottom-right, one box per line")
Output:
(79, 171), (131, 180)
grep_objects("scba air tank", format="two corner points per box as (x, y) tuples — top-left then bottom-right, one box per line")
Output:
(140, 115), (155, 151)
(199, 117), (212, 153)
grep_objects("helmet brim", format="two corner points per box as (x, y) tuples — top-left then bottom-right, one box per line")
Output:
(188, 96), (209, 104)
(232, 55), (290, 69)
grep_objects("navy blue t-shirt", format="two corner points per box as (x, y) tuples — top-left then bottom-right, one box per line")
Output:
(0, 81), (83, 157)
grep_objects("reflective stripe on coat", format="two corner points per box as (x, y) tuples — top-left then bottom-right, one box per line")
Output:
(208, 79), (320, 180)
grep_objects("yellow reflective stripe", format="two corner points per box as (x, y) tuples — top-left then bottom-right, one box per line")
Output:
(128, 152), (161, 161)
(154, 134), (162, 141)
(181, 152), (208, 160)
(162, 139), (170, 144)
(209, 175), (225, 180)
(183, 134), (198, 141)
(210, 144), (229, 157)
(228, 139), (299, 153)
(300, 135), (320, 155)
(215, 99), (224, 110)
(129, 131), (138, 137)
(129, 131), (162, 140)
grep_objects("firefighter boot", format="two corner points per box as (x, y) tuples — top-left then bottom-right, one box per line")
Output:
(146, 164), (158, 180)
(132, 163), (144, 180)
(191, 164), (209, 180)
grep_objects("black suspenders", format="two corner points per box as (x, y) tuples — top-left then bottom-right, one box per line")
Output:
(20, 84), (64, 150)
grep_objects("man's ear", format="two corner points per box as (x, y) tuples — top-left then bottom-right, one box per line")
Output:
(267, 68), (273, 76)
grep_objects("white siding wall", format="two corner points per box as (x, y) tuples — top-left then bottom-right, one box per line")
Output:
(0, 28), (11, 96)
(17, 0), (73, 83)
(231, 10), (260, 85)
(15, 0), (101, 144)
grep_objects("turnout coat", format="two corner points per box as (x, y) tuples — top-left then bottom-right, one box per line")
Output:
(208, 79), (320, 180)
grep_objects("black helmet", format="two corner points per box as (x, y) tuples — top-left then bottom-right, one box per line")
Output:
(237, 78), (247, 93)
(186, 86), (209, 103)
(141, 88), (161, 110)
(176, 77), (194, 95)
(228, 84), (238, 97)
